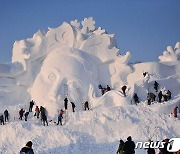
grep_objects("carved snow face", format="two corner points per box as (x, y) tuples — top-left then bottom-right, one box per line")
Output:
(30, 50), (98, 116)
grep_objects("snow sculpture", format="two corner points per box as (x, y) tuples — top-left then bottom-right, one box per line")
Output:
(159, 42), (180, 62)
(11, 17), (131, 117)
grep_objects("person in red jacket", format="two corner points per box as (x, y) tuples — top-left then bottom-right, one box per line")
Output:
(173, 106), (178, 118)
(34, 106), (40, 119)
(101, 88), (106, 95)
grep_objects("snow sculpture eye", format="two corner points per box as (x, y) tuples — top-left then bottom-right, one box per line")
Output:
(48, 73), (56, 81)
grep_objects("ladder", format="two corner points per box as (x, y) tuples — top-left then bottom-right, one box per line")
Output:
(76, 86), (84, 110)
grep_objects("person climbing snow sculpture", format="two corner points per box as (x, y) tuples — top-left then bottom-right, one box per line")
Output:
(154, 81), (159, 92)
(101, 87), (106, 95)
(158, 91), (163, 103)
(34, 106), (40, 119)
(133, 93), (139, 104)
(166, 90), (171, 100)
(64, 97), (68, 110)
(121, 85), (127, 97)
(57, 109), (64, 125)
(29, 100), (35, 112)
(84, 101), (89, 111)
(24, 111), (29, 121)
(106, 85), (111, 91)
(19, 108), (25, 120)
(173, 106), (178, 118)
(71, 102), (76, 112)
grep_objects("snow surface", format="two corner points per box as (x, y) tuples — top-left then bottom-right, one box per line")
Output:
(0, 17), (180, 153)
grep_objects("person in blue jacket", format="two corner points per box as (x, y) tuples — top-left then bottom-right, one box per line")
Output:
(20, 141), (34, 154)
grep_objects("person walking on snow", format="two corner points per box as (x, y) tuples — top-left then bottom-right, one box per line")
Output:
(121, 85), (127, 97)
(64, 97), (68, 110)
(20, 141), (34, 154)
(117, 139), (125, 154)
(29, 100), (34, 112)
(71, 102), (76, 112)
(173, 106), (178, 118)
(24, 112), (29, 121)
(34, 106), (40, 118)
(57, 109), (64, 125)
(4, 109), (9, 122)
(19, 108), (25, 120)
(0, 115), (4, 125)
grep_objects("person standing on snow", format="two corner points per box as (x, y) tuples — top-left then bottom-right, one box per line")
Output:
(121, 85), (127, 97)
(117, 139), (125, 154)
(0, 115), (4, 125)
(71, 102), (76, 112)
(124, 136), (136, 154)
(41, 112), (48, 126)
(34, 106), (40, 119)
(20, 141), (34, 154)
(57, 109), (64, 125)
(29, 100), (35, 112)
(64, 97), (68, 110)
(158, 91), (163, 103)
(24, 111), (29, 121)
(4, 109), (9, 122)
(19, 108), (25, 120)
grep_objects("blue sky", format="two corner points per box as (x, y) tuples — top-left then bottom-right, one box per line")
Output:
(0, 0), (179, 63)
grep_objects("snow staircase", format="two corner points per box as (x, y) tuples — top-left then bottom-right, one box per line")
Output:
(63, 84), (69, 124)
(76, 86), (84, 110)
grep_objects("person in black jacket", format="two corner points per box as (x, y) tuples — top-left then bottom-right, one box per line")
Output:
(64, 98), (68, 110)
(0, 115), (4, 125)
(41, 112), (48, 126)
(71, 102), (76, 112)
(124, 136), (135, 154)
(29, 100), (35, 112)
(4, 109), (9, 122)
(19, 108), (25, 120)
(147, 140), (155, 154)
(20, 141), (34, 154)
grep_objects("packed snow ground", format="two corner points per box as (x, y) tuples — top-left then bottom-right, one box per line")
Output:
(0, 97), (180, 154)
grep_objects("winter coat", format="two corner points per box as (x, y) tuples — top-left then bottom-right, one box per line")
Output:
(147, 147), (155, 154)
(71, 102), (76, 108)
(20, 146), (34, 154)
(35, 107), (40, 112)
(174, 107), (178, 115)
(4, 110), (8, 116)
(124, 140), (135, 154)
(19, 109), (25, 117)
(41, 112), (47, 121)
(30, 101), (34, 107)
(117, 142), (125, 154)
